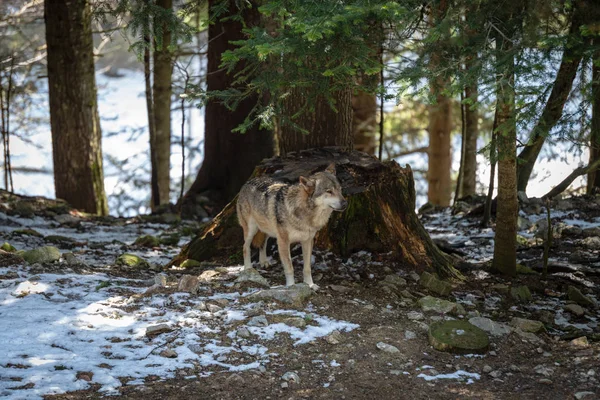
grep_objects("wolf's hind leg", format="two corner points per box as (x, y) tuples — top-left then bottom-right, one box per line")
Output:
(301, 239), (318, 290)
(276, 236), (295, 286)
(242, 220), (258, 270)
(259, 236), (269, 268)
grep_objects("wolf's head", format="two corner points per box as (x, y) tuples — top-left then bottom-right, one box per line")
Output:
(299, 163), (347, 211)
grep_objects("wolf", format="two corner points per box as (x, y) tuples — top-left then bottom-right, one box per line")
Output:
(236, 163), (347, 289)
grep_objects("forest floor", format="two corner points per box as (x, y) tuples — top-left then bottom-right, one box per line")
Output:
(0, 190), (599, 400)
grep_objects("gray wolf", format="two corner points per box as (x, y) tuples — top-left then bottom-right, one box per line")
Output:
(236, 163), (347, 289)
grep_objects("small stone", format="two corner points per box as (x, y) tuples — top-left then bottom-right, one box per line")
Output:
(510, 285), (532, 303)
(281, 371), (300, 383)
(154, 274), (167, 287)
(207, 304), (223, 313)
(159, 349), (178, 358)
(237, 327), (252, 338)
(198, 270), (220, 282)
(226, 374), (245, 385)
(178, 275), (200, 294)
(212, 298), (229, 308)
(489, 350), (497, 356)
(116, 253), (150, 269)
(514, 329), (543, 344)
(281, 382), (288, 389)
(194, 301), (208, 311)
(420, 271), (453, 296)
(330, 284), (353, 293)
(407, 311), (425, 321)
(409, 271), (420, 282)
(22, 246), (61, 264)
(510, 317), (545, 334)
(468, 317), (512, 337)
(564, 304), (585, 317)
(534, 365), (554, 377)
(325, 331), (343, 345)
(418, 296), (463, 315)
(400, 290), (415, 299)
(574, 392), (595, 400)
(489, 284), (509, 293)
(404, 330), (417, 340)
(581, 236), (600, 250)
(384, 274), (407, 287)
(428, 320), (489, 354)
(246, 284), (313, 306)
(134, 235), (160, 248)
(376, 342), (400, 354)
(146, 324), (172, 339)
(538, 378), (552, 385)
(483, 365), (493, 373)
(568, 286), (595, 308)
(144, 284), (162, 296)
(180, 259), (203, 269)
(75, 371), (93, 382)
(283, 317), (306, 328)
(235, 267), (270, 289)
(248, 315), (269, 327)
(0, 242), (16, 253)
(570, 337), (589, 348)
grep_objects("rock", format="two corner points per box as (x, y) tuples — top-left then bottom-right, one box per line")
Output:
(116, 253), (150, 269)
(517, 216), (532, 231)
(75, 371), (93, 382)
(384, 274), (407, 287)
(468, 317), (512, 337)
(574, 391), (596, 400)
(489, 283), (510, 293)
(418, 296), (465, 315)
(583, 227), (600, 237)
(428, 320), (489, 354)
(482, 365), (493, 373)
(154, 274), (167, 287)
(325, 330), (343, 345)
(198, 270), (220, 282)
(134, 235), (160, 248)
(564, 304), (585, 317)
(420, 271), (453, 296)
(54, 214), (80, 225)
(13, 228), (43, 237)
(568, 286), (595, 308)
(178, 275), (200, 294)
(510, 317), (545, 333)
(22, 246), (61, 264)
(146, 324), (172, 339)
(248, 315), (269, 327)
(510, 285), (532, 303)
(144, 284), (162, 296)
(281, 371), (300, 383)
(404, 330), (417, 340)
(181, 259), (203, 269)
(330, 284), (353, 293)
(400, 290), (416, 299)
(490, 370), (502, 379)
(237, 327), (252, 338)
(534, 365), (554, 377)
(207, 304), (223, 313)
(0, 249), (24, 267)
(63, 252), (86, 266)
(514, 329), (543, 344)
(1, 242), (16, 252)
(538, 310), (555, 326)
(376, 342), (400, 354)
(568, 250), (589, 263)
(409, 271), (420, 282)
(283, 317), (306, 328)
(235, 267), (270, 289)
(194, 301), (208, 311)
(159, 349), (178, 358)
(226, 374), (245, 385)
(570, 337), (589, 348)
(246, 284), (313, 306)
(581, 236), (600, 250)
(212, 298), (229, 308)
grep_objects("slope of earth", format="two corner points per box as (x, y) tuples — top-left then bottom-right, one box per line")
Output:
(0, 191), (598, 400)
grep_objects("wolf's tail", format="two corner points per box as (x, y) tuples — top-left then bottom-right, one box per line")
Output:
(252, 231), (267, 248)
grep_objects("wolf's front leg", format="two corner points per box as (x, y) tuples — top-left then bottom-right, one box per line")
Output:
(258, 237), (269, 268)
(301, 238), (318, 290)
(242, 222), (258, 270)
(276, 236), (295, 286)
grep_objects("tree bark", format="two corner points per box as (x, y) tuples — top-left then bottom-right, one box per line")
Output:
(44, 0), (108, 216)
(151, 0), (174, 207)
(352, 89), (377, 155)
(279, 87), (353, 155)
(588, 52), (600, 192)
(169, 149), (461, 280)
(516, 1), (589, 192)
(491, 10), (518, 277)
(460, 81), (478, 197)
(427, 0), (452, 206)
(179, 0), (274, 217)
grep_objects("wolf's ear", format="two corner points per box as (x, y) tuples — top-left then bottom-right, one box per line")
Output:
(299, 176), (315, 195)
(325, 163), (336, 175)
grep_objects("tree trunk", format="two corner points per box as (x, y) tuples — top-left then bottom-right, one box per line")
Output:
(588, 53), (600, 192)
(44, 0), (108, 216)
(180, 0), (274, 217)
(151, 0), (173, 207)
(491, 12), (518, 277)
(352, 90), (377, 155)
(279, 88), (353, 155)
(427, 0), (452, 206)
(460, 81), (478, 197)
(516, 1), (589, 192)
(169, 149), (461, 280)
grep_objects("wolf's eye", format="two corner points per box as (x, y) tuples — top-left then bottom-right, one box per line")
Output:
(326, 189), (333, 194)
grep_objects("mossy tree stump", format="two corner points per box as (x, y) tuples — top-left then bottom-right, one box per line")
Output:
(170, 148), (462, 279)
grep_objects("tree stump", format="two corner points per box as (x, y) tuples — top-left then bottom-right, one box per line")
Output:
(169, 148), (461, 279)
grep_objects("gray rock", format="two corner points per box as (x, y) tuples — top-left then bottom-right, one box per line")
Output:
(582, 227), (600, 237)
(428, 320), (489, 354)
(468, 317), (512, 337)
(534, 365), (554, 377)
(178, 275), (200, 294)
(54, 214), (79, 225)
(510, 317), (545, 333)
(63, 252), (86, 266)
(581, 236), (600, 250)
(418, 296), (465, 315)
(569, 250), (589, 263)
(376, 342), (400, 354)
(384, 274), (407, 287)
(154, 274), (167, 287)
(115, 253), (150, 269)
(159, 349), (178, 358)
(212, 298), (230, 308)
(330, 284), (353, 293)
(281, 371), (300, 383)
(207, 304), (223, 313)
(198, 269), (220, 282)
(517, 216), (532, 231)
(490, 370), (502, 379)
(404, 330), (417, 340)
(235, 267), (270, 289)
(248, 315), (269, 327)
(574, 391), (596, 400)
(510, 285), (532, 303)
(563, 226), (583, 237)
(570, 337), (589, 348)
(22, 246), (61, 264)
(483, 365), (493, 373)
(514, 329), (543, 344)
(283, 317), (306, 328)
(568, 286), (595, 308)
(246, 283), (313, 305)
(146, 324), (172, 339)
(325, 330), (343, 345)
(420, 271), (453, 296)
(409, 271), (420, 282)
(237, 327), (252, 338)
(194, 301), (208, 311)
(564, 304), (585, 317)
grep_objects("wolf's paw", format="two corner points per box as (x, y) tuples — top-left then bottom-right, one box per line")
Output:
(259, 260), (270, 268)
(309, 283), (320, 291)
